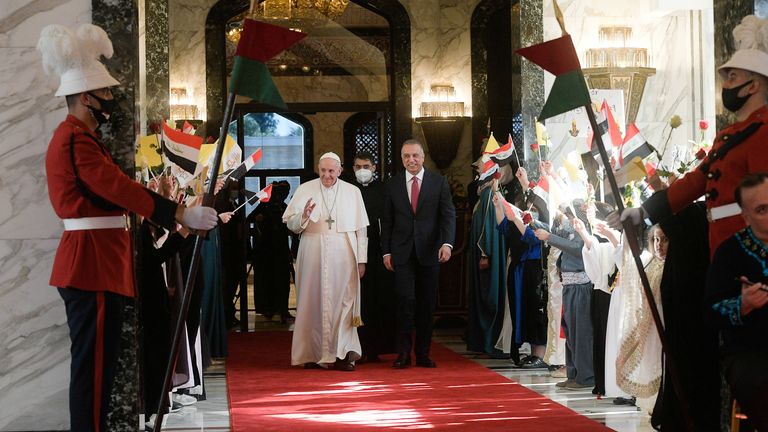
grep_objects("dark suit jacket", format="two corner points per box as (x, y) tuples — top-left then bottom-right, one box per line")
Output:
(381, 169), (456, 266)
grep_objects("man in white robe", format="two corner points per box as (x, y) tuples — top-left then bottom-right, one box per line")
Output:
(283, 152), (369, 371)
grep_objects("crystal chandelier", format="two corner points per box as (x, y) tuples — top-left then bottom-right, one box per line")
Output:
(225, 0), (350, 43)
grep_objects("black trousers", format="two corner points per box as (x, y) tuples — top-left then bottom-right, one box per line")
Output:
(725, 352), (768, 431)
(58, 287), (125, 432)
(590, 289), (611, 395)
(393, 253), (439, 359)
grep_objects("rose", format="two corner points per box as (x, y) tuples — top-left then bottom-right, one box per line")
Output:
(670, 115), (682, 129)
(645, 162), (657, 177)
(699, 119), (709, 130)
(522, 212), (533, 225)
(695, 148), (706, 160)
(530, 142), (540, 152)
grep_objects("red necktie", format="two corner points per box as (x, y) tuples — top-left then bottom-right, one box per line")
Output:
(411, 176), (420, 213)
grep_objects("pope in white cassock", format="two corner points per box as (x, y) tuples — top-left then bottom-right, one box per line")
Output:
(283, 152), (370, 371)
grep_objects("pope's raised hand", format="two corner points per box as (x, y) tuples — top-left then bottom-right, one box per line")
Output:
(303, 198), (316, 220)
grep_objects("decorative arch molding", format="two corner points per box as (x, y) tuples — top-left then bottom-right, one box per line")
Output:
(204, 0), (411, 147)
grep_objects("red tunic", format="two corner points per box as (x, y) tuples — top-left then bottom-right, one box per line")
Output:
(643, 106), (768, 255)
(46, 115), (177, 297)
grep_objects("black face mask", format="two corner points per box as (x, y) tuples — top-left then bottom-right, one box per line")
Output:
(86, 92), (116, 125)
(722, 80), (754, 113)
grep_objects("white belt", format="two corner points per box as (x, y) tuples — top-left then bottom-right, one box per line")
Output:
(62, 215), (129, 231)
(708, 202), (742, 222)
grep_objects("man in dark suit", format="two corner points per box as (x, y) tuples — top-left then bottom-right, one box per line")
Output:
(381, 139), (456, 368)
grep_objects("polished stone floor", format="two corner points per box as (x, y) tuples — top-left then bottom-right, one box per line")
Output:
(160, 316), (654, 431)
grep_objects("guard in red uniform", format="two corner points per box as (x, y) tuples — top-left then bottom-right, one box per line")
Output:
(38, 24), (217, 432)
(621, 18), (768, 255)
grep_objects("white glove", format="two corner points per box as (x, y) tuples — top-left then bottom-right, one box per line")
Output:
(182, 206), (218, 230)
(620, 207), (645, 226)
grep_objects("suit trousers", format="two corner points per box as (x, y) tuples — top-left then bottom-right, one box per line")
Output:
(58, 287), (126, 432)
(394, 251), (439, 359)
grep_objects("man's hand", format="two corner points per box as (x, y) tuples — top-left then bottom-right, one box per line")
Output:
(479, 256), (490, 270)
(358, 263), (366, 279)
(303, 198), (316, 221)
(534, 228), (550, 241)
(383, 255), (394, 272)
(438, 245), (452, 263)
(607, 207), (644, 230)
(182, 206), (218, 230)
(740, 277), (768, 316)
(219, 212), (234, 223)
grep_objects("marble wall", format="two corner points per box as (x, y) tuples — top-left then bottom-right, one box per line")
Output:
(540, 0), (717, 170)
(170, 0), (219, 123)
(0, 1), (90, 430)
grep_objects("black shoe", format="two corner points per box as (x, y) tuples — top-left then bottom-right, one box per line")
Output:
(613, 396), (636, 406)
(520, 356), (549, 369)
(415, 357), (437, 368)
(334, 358), (355, 371)
(392, 353), (411, 369)
(304, 362), (322, 369)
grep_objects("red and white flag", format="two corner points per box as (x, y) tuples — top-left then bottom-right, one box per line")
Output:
(182, 120), (196, 135)
(234, 183), (273, 213)
(161, 122), (202, 174)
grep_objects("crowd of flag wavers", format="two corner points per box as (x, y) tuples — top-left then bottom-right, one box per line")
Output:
(466, 16), (768, 432)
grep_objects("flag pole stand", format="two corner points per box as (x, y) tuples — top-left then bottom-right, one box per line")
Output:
(585, 104), (695, 432)
(151, 92), (237, 432)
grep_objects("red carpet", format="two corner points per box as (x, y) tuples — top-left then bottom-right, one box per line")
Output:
(226, 331), (611, 431)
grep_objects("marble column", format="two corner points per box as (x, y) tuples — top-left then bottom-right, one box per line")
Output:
(520, 0), (543, 171)
(92, 1), (141, 430)
(0, 1), (89, 430)
(713, 0), (753, 130)
(146, 0), (170, 126)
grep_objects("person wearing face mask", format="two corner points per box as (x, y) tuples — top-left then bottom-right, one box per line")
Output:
(614, 15), (768, 256)
(351, 152), (396, 362)
(37, 24), (218, 432)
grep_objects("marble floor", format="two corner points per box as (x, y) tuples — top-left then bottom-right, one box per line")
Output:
(161, 317), (654, 432)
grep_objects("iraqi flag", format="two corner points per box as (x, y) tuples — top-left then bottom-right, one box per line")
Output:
(620, 123), (655, 166)
(489, 134), (517, 166)
(229, 20), (306, 109)
(478, 157), (499, 182)
(237, 184), (273, 217)
(161, 122), (203, 174)
(227, 148), (263, 182)
(588, 101), (623, 168)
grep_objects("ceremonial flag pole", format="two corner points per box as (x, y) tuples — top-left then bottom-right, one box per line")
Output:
(151, 10), (305, 431)
(518, 2), (694, 430)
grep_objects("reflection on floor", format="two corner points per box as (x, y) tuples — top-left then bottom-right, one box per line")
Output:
(162, 318), (653, 431)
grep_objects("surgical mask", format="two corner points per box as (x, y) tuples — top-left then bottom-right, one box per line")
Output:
(355, 168), (373, 185)
(721, 80), (753, 113)
(87, 92), (116, 125)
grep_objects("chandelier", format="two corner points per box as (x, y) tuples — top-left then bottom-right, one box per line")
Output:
(225, 0), (350, 43)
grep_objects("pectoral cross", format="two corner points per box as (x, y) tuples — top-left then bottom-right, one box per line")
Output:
(325, 215), (335, 229)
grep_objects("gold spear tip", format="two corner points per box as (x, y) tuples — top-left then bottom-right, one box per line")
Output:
(553, 0), (568, 36)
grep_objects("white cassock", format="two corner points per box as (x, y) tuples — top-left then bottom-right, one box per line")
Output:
(283, 178), (369, 366)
